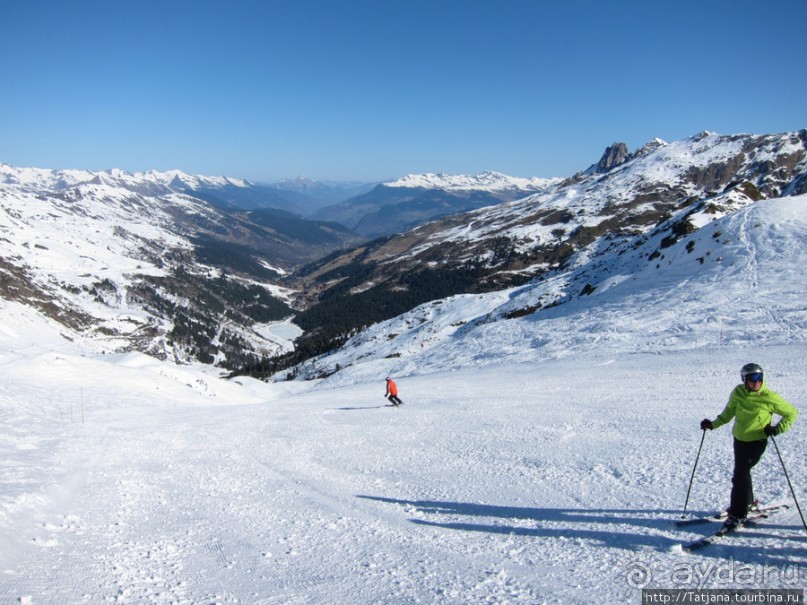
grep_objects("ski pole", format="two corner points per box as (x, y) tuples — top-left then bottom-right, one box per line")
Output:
(769, 433), (807, 533)
(682, 429), (707, 518)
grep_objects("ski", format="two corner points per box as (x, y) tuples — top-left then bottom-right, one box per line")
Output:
(681, 506), (788, 552)
(683, 525), (741, 551)
(682, 514), (762, 551)
(672, 504), (787, 527)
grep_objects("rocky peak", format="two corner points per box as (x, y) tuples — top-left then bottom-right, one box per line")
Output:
(595, 142), (630, 173)
(634, 138), (668, 159)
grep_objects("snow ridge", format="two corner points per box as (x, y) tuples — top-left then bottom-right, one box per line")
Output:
(0, 163), (252, 193)
(385, 170), (559, 192)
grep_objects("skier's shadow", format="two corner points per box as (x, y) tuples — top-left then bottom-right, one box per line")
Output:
(356, 495), (806, 563)
(359, 494), (674, 550)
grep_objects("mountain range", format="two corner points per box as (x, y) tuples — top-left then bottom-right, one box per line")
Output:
(1, 129), (805, 377)
(276, 130), (806, 376)
(0, 164), (363, 369)
(311, 171), (558, 238)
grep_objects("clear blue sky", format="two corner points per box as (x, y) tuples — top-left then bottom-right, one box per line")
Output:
(1, 0), (805, 183)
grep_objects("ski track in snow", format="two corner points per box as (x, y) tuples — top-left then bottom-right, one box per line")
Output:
(1, 348), (805, 604)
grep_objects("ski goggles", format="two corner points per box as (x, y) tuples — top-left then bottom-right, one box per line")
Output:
(745, 373), (763, 383)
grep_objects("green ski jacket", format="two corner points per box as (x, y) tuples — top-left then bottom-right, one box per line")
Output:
(712, 381), (798, 442)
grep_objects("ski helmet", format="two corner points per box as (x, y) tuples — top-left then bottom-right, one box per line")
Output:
(740, 363), (763, 381)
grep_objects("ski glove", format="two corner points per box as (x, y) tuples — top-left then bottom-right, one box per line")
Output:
(764, 424), (779, 437)
(700, 419), (713, 430)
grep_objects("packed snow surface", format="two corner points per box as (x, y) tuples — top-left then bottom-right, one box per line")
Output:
(1, 196), (806, 603)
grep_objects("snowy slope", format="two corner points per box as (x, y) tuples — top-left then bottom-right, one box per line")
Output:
(0, 163), (307, 365)
(0, 193), (805, 603)
(287, 194), (807, 385)
(408, 131), (806, 253)
(0, 173), (197, 353)
(294, 131), (807, 340)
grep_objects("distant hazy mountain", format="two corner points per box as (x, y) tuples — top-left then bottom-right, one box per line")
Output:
(102, 169), (378, 217)
(312, 171), (559, 238)
(270, 177), (377, 215)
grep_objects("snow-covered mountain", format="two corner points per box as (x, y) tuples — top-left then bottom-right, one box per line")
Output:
(281, 130), (807, 376)
(0, 163), (375, 217)
(0, 164), (359, 368)
(311, 171), (558, 238)
(286, 193), (807, 383)
(2, 130), (805, 377)
(0, 164), (249, 197)
(384, 170), (558, 192)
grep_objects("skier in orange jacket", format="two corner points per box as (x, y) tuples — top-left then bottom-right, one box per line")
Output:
(385, 377), (403, 406)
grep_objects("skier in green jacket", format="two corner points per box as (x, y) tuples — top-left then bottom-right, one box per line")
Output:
(700, 363), (798, 530)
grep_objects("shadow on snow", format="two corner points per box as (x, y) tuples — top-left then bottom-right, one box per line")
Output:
(357, 495), (807, 566)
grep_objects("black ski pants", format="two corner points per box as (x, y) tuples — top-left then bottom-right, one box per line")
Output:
(728, 437), (767, 519)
